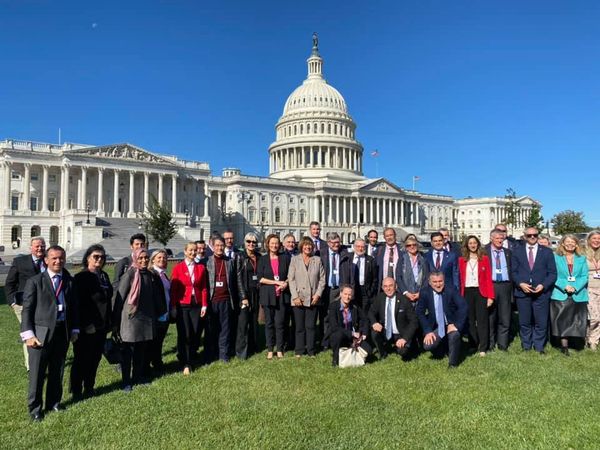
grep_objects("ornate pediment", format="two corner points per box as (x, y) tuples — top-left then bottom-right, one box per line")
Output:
(65, 143), (179, 166)
(360, 178), (403, 194)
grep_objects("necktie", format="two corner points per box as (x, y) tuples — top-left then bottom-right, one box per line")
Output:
(343, 308), (350, 330)
(387, 247), (395, 278)
(314, 239), (319, 251)
(353, 258), (360, 285)
(435, 251), (442, 270)
(385, 297), (394, 340)
(52, 274), (61, 294)
(495, 250), (502, 282)
(528, 246), (535, 270)
(434, 292), (446, 338)
(35, 259), (42, 272)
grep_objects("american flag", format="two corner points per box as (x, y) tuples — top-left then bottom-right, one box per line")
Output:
(370, 150), (379, 157)
(413, 175), (420, 181)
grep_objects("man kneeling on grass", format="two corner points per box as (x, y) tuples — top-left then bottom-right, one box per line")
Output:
(416, 271), (468, 368)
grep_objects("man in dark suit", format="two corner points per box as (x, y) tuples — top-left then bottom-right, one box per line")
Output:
(439, 227), (461, 255)
(328, 285), (371, 366)
(223, 230), (240, 261)
(374, 227), (403, 289)
(20, 245), (79, 421)
(369, 277), (418, 359)
(319, 232), (351, 348)
(416, 271), (468, 368)
(309, 221), (327, 256)
(511, 227), (557, 353)
(366, 229), (381, 257)
(425, 232), (459, 290)
(282, 233), (298, 259)
(5, 236), (46, 370)
(494, 223), (519, 250)
(113, 233), (146, 290)
(485, 229), (513, 351)
(348, 238), (378, 312)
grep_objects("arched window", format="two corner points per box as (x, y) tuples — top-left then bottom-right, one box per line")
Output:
(248, 207), (256, 223)
(274, 207), (281, 223)
(49, 226), (59, 246)
(299, 210), (306, 224)
(260, 208), (268, 223)
(11, 225), (22, 248)
(30, 226), (41, 237)
(289, 209), (296, 224)
(307, 123), (310, 133)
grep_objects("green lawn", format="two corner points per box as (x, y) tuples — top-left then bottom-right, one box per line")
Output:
(2, 280), (600, 449)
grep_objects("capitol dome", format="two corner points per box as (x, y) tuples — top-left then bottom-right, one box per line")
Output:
(268, 35), (365, 182)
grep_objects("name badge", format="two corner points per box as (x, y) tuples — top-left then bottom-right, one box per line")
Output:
(389, 262), (394, 267)
(332, 270), (338, 275)
(594, 273), (600, 279)
(58, 304), (64, 312)
(215, 281), (224, 287)
(567, 276), (576, 282)
(496, 269), (503, 274)
(274, 275), (280, 281)
(252, 275), (258, 281)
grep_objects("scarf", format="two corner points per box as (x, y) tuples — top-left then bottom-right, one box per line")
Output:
(401, 251), (423, 293)
(127, 248), (148, 315)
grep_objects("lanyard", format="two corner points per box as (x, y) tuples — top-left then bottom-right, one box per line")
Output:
(53, 279), (63, 300)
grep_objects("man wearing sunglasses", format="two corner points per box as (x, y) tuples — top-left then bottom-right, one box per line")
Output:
(511, 227), (557, 353)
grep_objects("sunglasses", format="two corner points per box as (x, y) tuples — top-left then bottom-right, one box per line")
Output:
(246, 240), (257, 244)
(91, 254), (105, 260)
(137, 256), (150, 260)
(405, 244), (417, 248)
(525, 233), (539, 238)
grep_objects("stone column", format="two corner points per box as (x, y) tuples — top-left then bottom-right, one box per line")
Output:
(62, 165), (70, 211)
(112, 169), (120, 217)
(23, 163), (31, 211)
(320, 196), (326, 224)
(369, 197), (374, 225)
(342, 197), (347, 224)
(41, 165), (49, 212)
(128, 171), (136, 218)
(97, 168), (104, 215)
(394, 200), (398, 225)
(3, 161), (11, 210)
(171, 174), (178, 214)
(335, 196), (340, 223)
(375, 198), (380, 225)
(80, 166), (87, 210)
(382, 199), (387, 225)
(158, 174), (164, 204)
(414, 202), (419, 226)
(143, 172), (149, 212)
(350, 198), (355, 224)
(399, 199), (404, 226)
(203, 183), (210, 218)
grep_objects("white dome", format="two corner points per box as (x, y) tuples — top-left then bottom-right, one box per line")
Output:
(283, 80), (348, 115)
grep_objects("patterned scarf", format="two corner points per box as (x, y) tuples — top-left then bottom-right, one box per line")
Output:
(126, 248), (148, 315)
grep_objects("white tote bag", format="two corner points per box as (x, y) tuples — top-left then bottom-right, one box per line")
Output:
(338, 346), (367, 368)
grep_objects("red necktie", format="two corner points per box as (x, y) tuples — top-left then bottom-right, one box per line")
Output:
(435, 252), (442, 270)
(528, 247), (535, 270)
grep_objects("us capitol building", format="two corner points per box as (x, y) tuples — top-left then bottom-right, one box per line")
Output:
(0, 37), (538, 257)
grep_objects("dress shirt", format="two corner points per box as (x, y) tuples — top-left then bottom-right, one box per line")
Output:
(490, 246), (509, 281)
(433, 291), (446, 338)
(32, 255), (46, 273)
(353, 254), (365, 286)
(313, 238), (321, 252)
(433, 250), (444, 269)
(409, 254), (420, 282)
(383, 246), (399, 278)
(186, 260), (195, 283)
(385, 296), (399, 339)
(328, 250), (340, 287)
(465, 259), (479, 287)
(340, 303), (353, 331)
(368, 244), (377, 257)
(155, 267), (170, 322)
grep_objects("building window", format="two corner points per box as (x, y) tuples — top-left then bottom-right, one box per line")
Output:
(299, 210), (306, 224)
(289, 210), (296, 224)
(31, 173), (39, 181)
(274, 207), (281, 223)
(248, 208), (256, 223)
(260, 209), (268, 223)
(30, 197), (38, 211)
(11, 196), (18, 210)
(49, 175), (57, 183)
(11, 225), (21, 247)
(30, 225), (41, 237)
(49, 226), (59, 246)
(49, 197), (56, 211)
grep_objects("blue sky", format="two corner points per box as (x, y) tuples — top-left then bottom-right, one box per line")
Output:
(1, 0), (599, 225)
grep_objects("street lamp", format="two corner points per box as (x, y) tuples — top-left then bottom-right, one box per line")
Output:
(184, 208), (189, 226)
(86, 200), (91, 225)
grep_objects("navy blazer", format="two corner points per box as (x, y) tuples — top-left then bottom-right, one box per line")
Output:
(257, 254), (290, 306)
(485, 244), (513, 281)
(348, 254), (379, 301)
(416, 285), (468, 335)
(374, 243), (403, 287)
(328, 300), (370, 337)
(425, 249), (459, 290)
(510, 244), (557, 299)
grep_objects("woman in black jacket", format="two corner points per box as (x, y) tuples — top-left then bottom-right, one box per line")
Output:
(70, 244), (113, 400)
(236, 233), (261, 360)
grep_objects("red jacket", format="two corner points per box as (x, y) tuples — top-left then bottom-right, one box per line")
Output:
(170, 260), (208, 308)
(458, 255), (495, 299)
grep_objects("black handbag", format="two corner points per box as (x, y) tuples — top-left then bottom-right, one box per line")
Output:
(103, 336), (122, 365)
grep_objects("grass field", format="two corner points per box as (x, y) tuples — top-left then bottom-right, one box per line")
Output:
(2, 268), (600, 449)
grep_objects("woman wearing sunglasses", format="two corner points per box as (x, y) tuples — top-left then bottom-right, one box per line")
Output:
(235, 233), (261, 360)
(398, 236), (429, 306)
(70, 244), (113, 400)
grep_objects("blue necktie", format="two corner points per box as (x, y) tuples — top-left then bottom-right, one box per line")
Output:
(434, 292), (446, 338)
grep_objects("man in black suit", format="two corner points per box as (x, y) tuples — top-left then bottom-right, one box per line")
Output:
(20, 245), (79, 421)
(374, 227), (403, 289)
(366, 229), (380, 257)
(439, 227), (461, 255)
(5, 236), (47, 370)
(223, 230), (240, 261)
(416, 271), (468, 368)
(348, 238), (378, 312)
(113, 233), (146, 290)
(425, 232), (459, 290)
(369, 277), (418, 359)
(309, 221), (327, 256)
(485, 229), (513, 351)
(319, 231), (351, 349)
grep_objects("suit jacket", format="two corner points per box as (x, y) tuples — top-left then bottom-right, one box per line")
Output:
(320, 247), (351, 287)
(257, 254), (290, 306)
(398, 251), (430, 295)
(368, 292), (418, 342)
(5, 254), (43, 306)
(170, 260), (209, 308)
(511, 244), (557, 299)
(551, 254), (588, 302)
(348, 254), (379, 301)
(113, 255), (133, 290)
(21, 270), (79, 344)
(375, 243), (403, 287)
(328, 300), (369, 338)
(485, 244), (513, 281)
(288, 254), (326, 307)
(368, 242), (383, 258)
(73, 269), (113, 333)
(205, 255), (245, 308)
(425, 249), (459, 289)
(416, 286), (468, 335)
(312, 238), (327, 257)
(458, 255), (495, 299)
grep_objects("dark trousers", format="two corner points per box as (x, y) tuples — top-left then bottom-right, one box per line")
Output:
(121, 341), (149, 387)
(465, 287), (489, 352)
(150, 321), (169, 370)
(210, 300), (231, 361)
(319, 287), (340, 348)
(27, 325), (68, 416)
(264, 302), (288, 352)
(516, 295), (549, 352)
(293, 305), (318, 356)
(423, 330), (462, 367)
(70, 330), (105, 396)
(177, 305), (201, 368)
(235, 289), (259, 359)
(371, 330), (410, 359)
(330, 329), (372, 365)
(489, 281), (513, 350)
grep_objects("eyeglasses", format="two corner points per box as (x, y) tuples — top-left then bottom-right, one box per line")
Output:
(246, 240), (257, 244)
(405, 244), (417, 248)
(91, 254), (105, 260)
(496, 229), (507, 233)
(525, 233), (539, 238)
(138, 256), (150, 260)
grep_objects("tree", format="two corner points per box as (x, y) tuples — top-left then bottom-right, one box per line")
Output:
(142, 196), (178, 246)
(524, 203), (544, 229)
(551, 210), (590, 236)
(504, 188), (521, 234)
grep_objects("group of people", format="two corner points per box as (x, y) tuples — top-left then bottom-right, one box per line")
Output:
(7, 222), (600, 421)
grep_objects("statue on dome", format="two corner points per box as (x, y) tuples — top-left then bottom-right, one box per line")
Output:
(312, 32), (318, 49)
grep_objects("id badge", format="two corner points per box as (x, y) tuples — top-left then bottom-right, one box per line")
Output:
(594, 273), (600, 280)
(216, 281), (224, 287)
(252, 275), (258, 281)
(496, 269), (503, 274)
(57, 304), (64, 312)
(567, 276), (576, 282)
(274, 275), (280, 281)
(333, 270), (339, 275)
(389, 262), (394, 267)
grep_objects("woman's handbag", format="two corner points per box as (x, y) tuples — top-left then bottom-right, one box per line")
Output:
(338, 346), (367, 368)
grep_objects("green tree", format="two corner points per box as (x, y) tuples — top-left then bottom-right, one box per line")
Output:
(524, 203), (544, 229)
(142, 196), (178, 246)
(504, 188), (521, 234)
(551, 210), (590, 235)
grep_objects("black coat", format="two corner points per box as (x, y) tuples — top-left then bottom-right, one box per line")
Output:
(328, 300), (369, 338)
(348, 254), (379, 307)
(73, 270), (113, 333)
(368, 292), (418, 342)
(257, 254), (290, 306)
(5, 254), (43, 306)
(320, 247), (352, 287)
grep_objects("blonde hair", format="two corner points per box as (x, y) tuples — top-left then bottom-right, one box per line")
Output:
(555, 234), (583, 256)
(149, 249), (168, 271)
(585, 230), (600, 260)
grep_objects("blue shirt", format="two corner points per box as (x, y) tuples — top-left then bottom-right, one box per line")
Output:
(328, 250), (340, 287)
(490, 247), (509, 282)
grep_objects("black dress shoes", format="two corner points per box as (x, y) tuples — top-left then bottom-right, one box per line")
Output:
(31, 413), (44, 422)
(561, 347), (570, 356)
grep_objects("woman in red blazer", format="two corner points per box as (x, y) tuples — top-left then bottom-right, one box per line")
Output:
(170, 242), (209, 375)
(458, 235), (495, 356)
